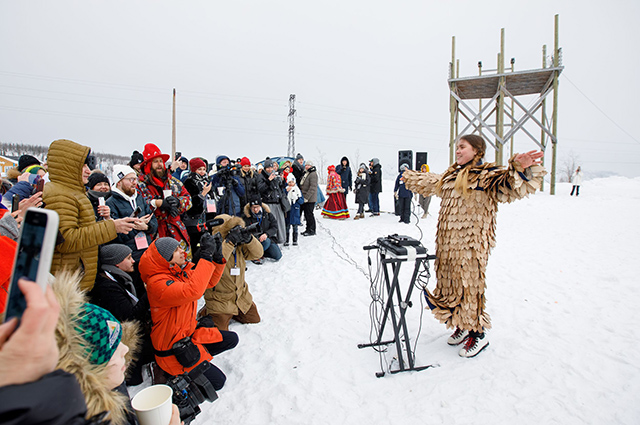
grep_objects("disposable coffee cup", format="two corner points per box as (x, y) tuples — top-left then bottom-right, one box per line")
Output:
(163, 190), (172, 198)
(131, 384), (173, 425)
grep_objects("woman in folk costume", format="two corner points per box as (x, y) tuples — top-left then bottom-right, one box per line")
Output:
(321, 165), (350, 219)
(402, 134), (545, 358)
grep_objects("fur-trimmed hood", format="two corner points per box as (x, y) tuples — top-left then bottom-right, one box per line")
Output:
(52, 271), (141, 425)
(242, 202), (271, 218)
(209, 213), (246, 238)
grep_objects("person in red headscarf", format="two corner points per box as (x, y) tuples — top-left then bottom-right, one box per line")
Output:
(321, 165), (350, 219)
(136, 143), (194, 260)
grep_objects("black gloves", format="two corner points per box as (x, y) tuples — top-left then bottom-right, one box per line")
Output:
(231, 178), (239, 187)
(226, 225), (253, 246)
(226, 225), (243, 246)
(199, 232), (223, 263)
(160, 196), (180, 217)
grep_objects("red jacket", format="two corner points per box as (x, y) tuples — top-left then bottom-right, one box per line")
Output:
(139, 240), (225, 376)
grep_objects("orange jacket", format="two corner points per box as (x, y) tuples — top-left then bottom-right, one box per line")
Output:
(139, 240), (225, 376)
(0, 236), (17, 315)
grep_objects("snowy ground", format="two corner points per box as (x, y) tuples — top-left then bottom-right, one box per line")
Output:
(132, 176), (640, 425)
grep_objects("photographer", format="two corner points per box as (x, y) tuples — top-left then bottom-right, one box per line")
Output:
(211, 155), (245, 217)
(183, 158), (213, 256)
(242, 195), (282, 263)
(139, 233), (238, 392)
(257, 159), (286, 243)
(201, 214), (263, 331)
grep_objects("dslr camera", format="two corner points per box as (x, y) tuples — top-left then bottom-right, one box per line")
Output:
(166, 361), (218, 425)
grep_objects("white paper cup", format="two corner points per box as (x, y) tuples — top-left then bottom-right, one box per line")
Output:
(131, 384), (173, 425)
(163, 190), (172, 198)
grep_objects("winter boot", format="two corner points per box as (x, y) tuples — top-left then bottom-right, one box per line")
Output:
(284, 231), (290, 246)
(292, 230), (298, 246)
(447, 327), (469, 346)
(459, 331), (489, 358)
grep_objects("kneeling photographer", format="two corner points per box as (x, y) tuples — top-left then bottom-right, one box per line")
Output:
(139, 233), (239, 396)
(242, 195), (282, 263)
(200, 214), (264, 331)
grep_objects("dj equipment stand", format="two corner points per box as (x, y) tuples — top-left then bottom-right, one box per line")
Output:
(359, 235), (437, 377)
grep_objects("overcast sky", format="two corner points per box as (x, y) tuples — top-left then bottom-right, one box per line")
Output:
(1, 0), (639, 179)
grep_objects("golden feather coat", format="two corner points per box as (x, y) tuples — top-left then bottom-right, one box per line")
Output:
(403, 156), (546, 332)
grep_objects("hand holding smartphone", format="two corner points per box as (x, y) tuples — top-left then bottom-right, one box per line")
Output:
(1, 208), (59, 323)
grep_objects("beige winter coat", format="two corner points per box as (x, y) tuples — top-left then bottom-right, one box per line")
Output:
(403, 156), (545, 332)
(203, 214), (263, 316)
(44, 139), (117, 291)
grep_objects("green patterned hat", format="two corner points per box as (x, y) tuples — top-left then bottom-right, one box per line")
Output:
(75, 303), (122, 365)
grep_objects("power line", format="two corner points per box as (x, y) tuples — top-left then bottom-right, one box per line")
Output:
(562, 73), (640, 146)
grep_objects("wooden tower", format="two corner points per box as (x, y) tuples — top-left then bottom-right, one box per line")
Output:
(448, 14), (563, 194)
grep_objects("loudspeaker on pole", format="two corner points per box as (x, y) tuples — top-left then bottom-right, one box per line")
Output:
(398, 150), (413, 172)
(416, 152), (428, 171)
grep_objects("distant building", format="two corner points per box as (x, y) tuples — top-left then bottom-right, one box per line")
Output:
(0, 155), (19, 175)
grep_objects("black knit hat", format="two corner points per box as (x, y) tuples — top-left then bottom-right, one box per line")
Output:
(18, 155), (41, 172)
(129, 150), (144, 168)
(249, 194), (262, 206)
(155, 237), (180, 262)
(87, 172), (110, 189)
(100, 244), (132, 266)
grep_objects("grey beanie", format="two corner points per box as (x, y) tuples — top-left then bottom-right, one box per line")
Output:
(155, 237), (180, 262)
(264, 159), (274, 169)
(400, 163), (409, 171)
(100, 244), (132, 266)
(295, 153), (304, 160)
(370, 158), (380, 166)
(359, 163), (369, 172)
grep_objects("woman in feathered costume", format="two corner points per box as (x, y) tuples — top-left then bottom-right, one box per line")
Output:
(402, 134), (545, 357)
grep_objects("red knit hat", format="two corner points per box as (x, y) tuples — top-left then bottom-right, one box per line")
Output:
(141, 143), (170, 174)
(189, 157), (206, 172)
(240, 157), (251, 167)
(327, 165), (336, 172)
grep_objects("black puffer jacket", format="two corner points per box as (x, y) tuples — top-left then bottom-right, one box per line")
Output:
(238, 168), (260, 210)
(369, 162), (382, 193)
(243, 203), (278, 242)
(183, 172), (211, 227)
(335, 157), (352, 194)
(257, 171), (285, 204)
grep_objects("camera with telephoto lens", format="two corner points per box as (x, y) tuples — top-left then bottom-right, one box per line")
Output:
(166, 361), (218, 425)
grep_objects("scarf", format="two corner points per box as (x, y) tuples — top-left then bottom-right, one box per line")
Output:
(287, 184), (302, 204)
(101, 264), (137, 299)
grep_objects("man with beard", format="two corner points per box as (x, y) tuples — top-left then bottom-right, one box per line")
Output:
(137, 143), (193, 260)
(106, 164), (158, 294)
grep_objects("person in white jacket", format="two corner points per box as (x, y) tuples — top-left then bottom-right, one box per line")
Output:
(570, 166), (583, 196)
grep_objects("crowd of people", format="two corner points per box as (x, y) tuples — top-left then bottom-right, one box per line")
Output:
(0, 140), (405, 424)
(0, 134), (545, 423)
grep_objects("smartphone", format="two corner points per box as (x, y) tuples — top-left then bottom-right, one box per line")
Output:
(35, 178), (45, 193)
(11, 194), (19, 212)
(130, 206), (142, 218)
(2, 208), (59, 323)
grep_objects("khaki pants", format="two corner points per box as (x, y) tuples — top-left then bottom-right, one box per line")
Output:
(208, 302), (261, 331)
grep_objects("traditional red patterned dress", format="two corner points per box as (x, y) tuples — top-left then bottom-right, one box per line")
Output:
(321, 166), (350, 219)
